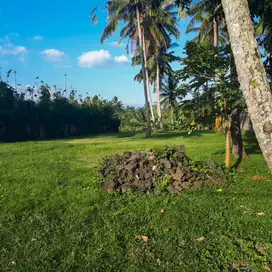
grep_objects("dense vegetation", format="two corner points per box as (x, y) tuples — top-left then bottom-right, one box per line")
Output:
(0, 81), (121, 142)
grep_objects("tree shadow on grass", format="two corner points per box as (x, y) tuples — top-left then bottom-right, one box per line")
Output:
(154, 130), (219, 140)
(149, 131), (206, 139)
(41, 130), (209, 142)
(115, 130), (208, 139)
(242, 134), (262, 155)
(115, 132), (137, 138)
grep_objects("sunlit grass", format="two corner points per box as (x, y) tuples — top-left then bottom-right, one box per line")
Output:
(0, 131), (271, 271)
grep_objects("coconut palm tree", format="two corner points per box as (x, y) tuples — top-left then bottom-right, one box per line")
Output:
(145, 1), (180, 130)
(6, 70), (12, 84)
(100, 0), (180, 135)
(185, 0), (226, 47)
(131, 0), (180, 130)
(134, 47), (180, 130)
(100, 0), (152, 136)
(161, 75), (187, 126)
(150, 46), (180, 130)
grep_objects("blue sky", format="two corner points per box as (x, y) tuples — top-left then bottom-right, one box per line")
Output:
(0, 0), (193, 106)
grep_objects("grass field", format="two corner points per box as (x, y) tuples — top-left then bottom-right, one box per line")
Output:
(0, 131), (272, 271)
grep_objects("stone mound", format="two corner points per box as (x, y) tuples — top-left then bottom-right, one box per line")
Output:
(99, 146), (227, 195)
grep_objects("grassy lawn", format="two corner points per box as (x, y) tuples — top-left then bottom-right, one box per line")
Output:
(0, 131), (272, 271)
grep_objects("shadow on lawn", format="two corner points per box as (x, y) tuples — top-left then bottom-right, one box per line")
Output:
(150, 131), (207, 139)
(243, 133), (262, 155)
(116, 130), (212, 139)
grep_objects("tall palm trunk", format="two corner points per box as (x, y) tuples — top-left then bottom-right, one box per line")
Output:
(156, 61), (163, 130)
(222, 0), (272, 170)
(142, 34), (156, 130)
(213, 15), (234, 167)
(170, 106), (174, 128)
(213, 18), (218, 47)
(136, 6), (151, 136)
(225, 125), (232, 168)
(231, 108), (248, 159)
(230, 55), (247, 159)
(224, 98), (232, 167)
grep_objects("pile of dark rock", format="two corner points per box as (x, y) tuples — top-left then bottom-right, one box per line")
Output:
(99, 146), (226, 195)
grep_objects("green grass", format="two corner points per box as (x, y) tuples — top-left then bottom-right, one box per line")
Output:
(0, 131), (272, 271)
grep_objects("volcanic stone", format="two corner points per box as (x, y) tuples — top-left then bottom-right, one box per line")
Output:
(181, 181), (192, 189)
(173, 168), (185, 181)
(120, 183), (137, 193)
(103, 180), (116, 191)
(127, 153), (140, 163)
(167, 184), (180, 195)
(160, 159), (172, 169)
(123, 151), (132, 159)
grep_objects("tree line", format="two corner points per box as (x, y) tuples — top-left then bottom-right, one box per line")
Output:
(0, 81), (122, 142)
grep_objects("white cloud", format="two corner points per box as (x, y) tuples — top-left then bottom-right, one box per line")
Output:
(78, 50), (111, 68)
(41, 49), (65, 61)
(0, 44), (27, 55)
(78, 50), (130, 68)
(33, 35), (43, 41)
(114, 55), (129, 63)
(19, 57), (25, 63)
(12, 46), (27, 55)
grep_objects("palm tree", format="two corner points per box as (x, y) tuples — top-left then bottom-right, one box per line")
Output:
(26, 86), (34, 101)
(185, 0), (226, 47)
(143, 1), (180, 130)
(161, 75), (187, 126)
(222, 0), (272, 170)
(100, 0), (151, 136)
(100, 0), (180, 135)
(6, 70), (12, 84)
(131, 1), (180, 130)
(14, 71), (17, 91)
(150, 46), (180, 130)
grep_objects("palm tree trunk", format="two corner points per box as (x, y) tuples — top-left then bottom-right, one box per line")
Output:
(171, 107), (174, 128)
(156, 61), (163, 130)
(222, 0), (272, 170)
(136, 6), (151, 137)
(225, 124), (232, 168)
(142, 34), (156, 130)
(229, 55), (248, 159)
(231, 108), (248, 159)
(213, 18), (218, 47)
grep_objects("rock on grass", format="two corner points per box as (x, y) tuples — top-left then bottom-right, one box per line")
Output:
(99, 146), (228, 195)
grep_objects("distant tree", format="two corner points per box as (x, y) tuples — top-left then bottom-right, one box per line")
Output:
(0, 79), (121, 142)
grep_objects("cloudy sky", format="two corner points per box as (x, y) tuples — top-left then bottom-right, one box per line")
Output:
(0, 0), (193, 106)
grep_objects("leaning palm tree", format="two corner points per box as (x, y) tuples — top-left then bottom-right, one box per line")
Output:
(100, 0), (152, 136)
(100, 0), (181, 135)
(146, 2), (180, 130)
(150, 46), (180, 130)
(132, 1), (180, 130)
